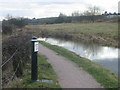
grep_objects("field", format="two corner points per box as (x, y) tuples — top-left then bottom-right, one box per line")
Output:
(25, 22), (118, 47)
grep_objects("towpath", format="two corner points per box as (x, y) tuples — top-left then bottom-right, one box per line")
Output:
(38, 43), (103, 88)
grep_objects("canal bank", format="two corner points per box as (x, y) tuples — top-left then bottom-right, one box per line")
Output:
(26, 22), (118, 48)
(38, 43), (103, 88)
(38, 37), (119, 76)
(39, 40), (118, 88)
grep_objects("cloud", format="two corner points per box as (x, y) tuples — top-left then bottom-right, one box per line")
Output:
(0, 0), (119, 20)
(118, 1), (120, 13)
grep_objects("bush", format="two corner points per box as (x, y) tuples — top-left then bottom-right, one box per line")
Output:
(2, 17), (27, 35)
(8, 18), (26, 28)
(2, 24), (12, 35)
(2, 34), (32, 80)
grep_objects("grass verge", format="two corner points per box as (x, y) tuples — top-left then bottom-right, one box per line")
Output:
(40, 41), (118, 88)
(5, 55), (61, 88)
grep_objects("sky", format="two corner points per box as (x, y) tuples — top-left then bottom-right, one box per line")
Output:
(0, 0), (119, 20)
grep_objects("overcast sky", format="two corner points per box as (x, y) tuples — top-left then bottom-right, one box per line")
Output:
(0, 0), (119, 20)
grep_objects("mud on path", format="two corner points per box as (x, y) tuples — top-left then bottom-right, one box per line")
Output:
(38, 43), (103, 88)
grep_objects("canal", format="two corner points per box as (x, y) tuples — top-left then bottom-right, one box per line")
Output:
(38, 37), (119, 76)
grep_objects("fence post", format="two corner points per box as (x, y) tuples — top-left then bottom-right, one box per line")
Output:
(31, 36), (39, 81)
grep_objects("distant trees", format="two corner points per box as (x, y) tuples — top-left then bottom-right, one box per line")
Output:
(5, 14), (13, 20)
(2, 15), (28, 34)
(104, 11), (108, 15)
(103, 11), (120, 15)
(72, 11), (82, 16)
(5, 6), (118, 25)
(55, 13), (68, 23)
(2, 20), (12, 34)
(24, 14), (104, 25)
(7, 17), (27, 28)
(59, 13), (67, 17)
(82, 6), (101, 22)
(71, 6), (101, 17)
(83, 6), (101, 16)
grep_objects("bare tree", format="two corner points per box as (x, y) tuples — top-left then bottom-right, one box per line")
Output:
(72, 11), (82, 16)
(5, 14), (12, 20)
(83, 6), (101, 16)
(59, 13), (67, 17)
(104, 11), (108, 15)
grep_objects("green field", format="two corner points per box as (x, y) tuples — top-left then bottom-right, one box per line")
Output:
(25, 22), (118, 47)
(5, 55), (61, 88)
(39, 41), (118, 88)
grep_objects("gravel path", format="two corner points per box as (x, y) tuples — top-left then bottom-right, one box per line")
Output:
(38, 43), (103, 88)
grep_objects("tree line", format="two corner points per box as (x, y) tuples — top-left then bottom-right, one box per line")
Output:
(2, 6), (119, 34)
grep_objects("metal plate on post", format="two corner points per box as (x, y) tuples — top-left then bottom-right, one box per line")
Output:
(34, 42), (39, 52)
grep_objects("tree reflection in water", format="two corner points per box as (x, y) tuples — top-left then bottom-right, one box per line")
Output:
(38, 37), (119, 76)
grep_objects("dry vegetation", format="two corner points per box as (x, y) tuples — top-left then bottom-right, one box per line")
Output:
(2, 34), (32, 87)
(25, 22), (118, 47)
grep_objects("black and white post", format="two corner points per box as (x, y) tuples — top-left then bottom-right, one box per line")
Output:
(31, 36), (39, 81)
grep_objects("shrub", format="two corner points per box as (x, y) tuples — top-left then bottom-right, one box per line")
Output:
(2, 24), (12, 35)
(2, 34), (32, 85)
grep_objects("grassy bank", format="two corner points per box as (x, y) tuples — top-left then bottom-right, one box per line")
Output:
(5, 55), (61, 88)
(25, 22), (118, 47)
(39, 41), (118, 88)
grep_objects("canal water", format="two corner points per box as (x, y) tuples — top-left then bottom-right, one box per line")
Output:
(38, 37), (119, 76)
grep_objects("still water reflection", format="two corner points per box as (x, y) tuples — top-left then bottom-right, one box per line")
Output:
(38, 38), (119, 76)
